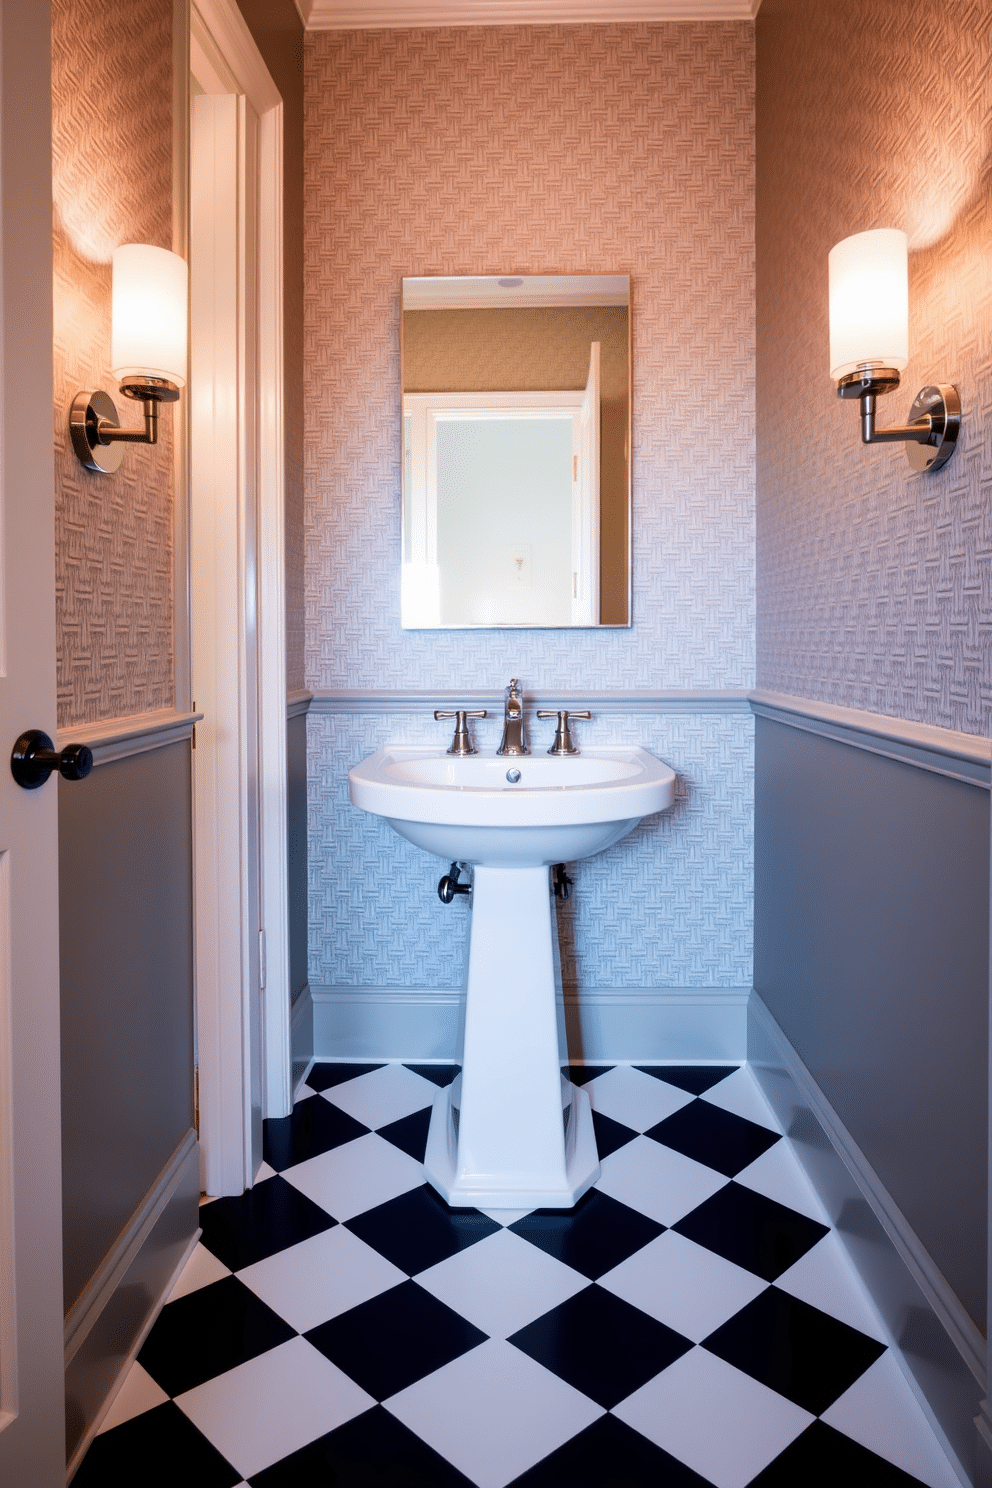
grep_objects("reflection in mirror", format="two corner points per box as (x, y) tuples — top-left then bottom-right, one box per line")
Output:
(401, 275), (630, 628)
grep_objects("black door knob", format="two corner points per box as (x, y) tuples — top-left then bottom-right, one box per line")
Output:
(10, 729), (93, 789)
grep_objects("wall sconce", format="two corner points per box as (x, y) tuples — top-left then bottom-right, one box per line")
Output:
(829, 228), (960, 473)
(70, 244), (188, 474)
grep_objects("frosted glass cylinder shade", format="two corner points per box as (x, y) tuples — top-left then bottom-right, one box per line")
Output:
(111, 244), (188, 388)
(828, 228), (909, 382)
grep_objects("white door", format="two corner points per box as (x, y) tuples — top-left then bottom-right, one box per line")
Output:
(0, 4), (67, 1481)
(572, 341), (601, 625)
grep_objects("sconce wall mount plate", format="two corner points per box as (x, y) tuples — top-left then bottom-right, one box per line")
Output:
(70, 389), (125, 474)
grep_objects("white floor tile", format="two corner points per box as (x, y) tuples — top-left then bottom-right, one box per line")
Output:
(774, 1232), (887, 1341)
(585, 1065), (695, 1132)
(253, 1160), (278, 1183)
(416, 1228), (589, 1339)
(699, 1065), (780, 1131)
(97, 1361), (169, 1433)
(293, 1082), (316, 1102)
(614, 1346), (813, 1488)
(281, 1131), (424, 1222)
(734, 1139), (829, 1222)
(322, 1063), (437, 1129)
(176, 1336), (374, 1479)
(167, 1242), (231, 1302)
(595, 1134), (727, 1225)
(386, 1339), (603, 1488)
(238, 1224), (407, 1331)
(822, 1351), (964, 1488)
(599, 1231), (768, 1342)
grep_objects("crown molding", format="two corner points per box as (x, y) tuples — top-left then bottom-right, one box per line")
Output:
(296, 0), (759, 28)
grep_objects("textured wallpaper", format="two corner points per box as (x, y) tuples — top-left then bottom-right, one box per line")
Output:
(308, 707), (753, 990)
(303, 23), (755, 692)
(755, 0), (992, 735)
(52, 0), (176, 728)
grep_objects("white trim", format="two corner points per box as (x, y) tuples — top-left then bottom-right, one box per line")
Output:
(310, 985), (749, 1063)
(57, 709), (200, 766)
(309, 688), (752, 714)
(298, 0), (760, 27)
(750, 689), (990, 787)
(749, 991), (986, 1391)
(257, 92), (291, 1124)
(190, 1), (290, 1193)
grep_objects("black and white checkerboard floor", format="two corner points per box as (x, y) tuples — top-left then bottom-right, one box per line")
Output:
(75, 1062), (963, 1487)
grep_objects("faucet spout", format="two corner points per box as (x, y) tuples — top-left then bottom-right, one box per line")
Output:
(497, 678), (529, 756)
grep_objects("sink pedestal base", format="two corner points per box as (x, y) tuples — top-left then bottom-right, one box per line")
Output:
(423, 864), (601, 1209)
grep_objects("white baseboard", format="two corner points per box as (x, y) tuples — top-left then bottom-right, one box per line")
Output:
(309, 985), (749, 1064)
(749, 992), (984, 1484)
(291, 982), (314, 1097)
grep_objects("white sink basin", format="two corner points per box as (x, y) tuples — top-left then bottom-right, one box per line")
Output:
(348, 745), (676, 867)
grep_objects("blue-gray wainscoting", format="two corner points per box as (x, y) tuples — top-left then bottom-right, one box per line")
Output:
(58, 714), (201, 1475)
(751, 690), (990, 1484)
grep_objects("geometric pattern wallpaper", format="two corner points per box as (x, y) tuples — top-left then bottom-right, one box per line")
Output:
(52, 0), (175, 728)
(308, 707), (754, 990)
(302, 24), (756, 993)
(756, 0), (992, 737)
(303, 23), (756, 694)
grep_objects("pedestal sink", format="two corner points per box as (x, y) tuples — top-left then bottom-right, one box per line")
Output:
(349, 745), (676, 1209)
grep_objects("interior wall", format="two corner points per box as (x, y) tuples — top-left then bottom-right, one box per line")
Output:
(52, 0), (176, 728)
(303, 23), (756, 1012)
(51, 1), (198, 1463)
(304, 22), (754, 695)
(753, 1), (992, 1464)
(755, 0), (992, 732)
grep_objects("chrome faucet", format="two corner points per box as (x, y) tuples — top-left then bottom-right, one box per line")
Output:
(497, 678), (529, 756)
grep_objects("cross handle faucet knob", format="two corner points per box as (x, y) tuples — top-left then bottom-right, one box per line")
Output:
(536, 709), (592, 756)
(434, 709), (487, 756)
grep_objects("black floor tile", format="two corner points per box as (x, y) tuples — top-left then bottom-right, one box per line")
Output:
(673, 1182), (828, 1281)
(703, 1285), (886, 1415)
(749, 1419), (931, 1486)
(646, 1099), (780, 1176)
(306, 1279), (486, 1400)
(306, 1062), (385, 1092)
(404, 1062), (460, 1088)
(508, 1284), (692, 1409)
(508, 1411), (715, 1487)
(590, 1108), (639, 1160)
(377, 1105), (432, 1162)
(249, 1404), (476, 1487)
(138, 1276), (296, 1396)
(263, 1095), (369, 1171)
(567, 1065), (614, 1086)
(635, 1065), (739, 1096)
(198, 1175), (337, 1269)
(73, 1403), (240, 1488)
(345, 1183), (500, 1275)
(509, 1188), (663, 1280)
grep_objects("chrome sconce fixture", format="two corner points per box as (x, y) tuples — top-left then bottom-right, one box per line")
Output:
(829, 228), (960, 473)
(70, 244), (188, 474)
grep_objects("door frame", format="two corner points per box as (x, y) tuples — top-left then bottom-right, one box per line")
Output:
(190, 0), (289, 1196)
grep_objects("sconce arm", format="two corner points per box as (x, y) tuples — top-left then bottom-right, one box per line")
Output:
(96, 400), (160, 447)
(859, 394), (934, 447)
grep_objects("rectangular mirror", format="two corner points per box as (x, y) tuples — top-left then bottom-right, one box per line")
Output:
(401, 274), (630, 628)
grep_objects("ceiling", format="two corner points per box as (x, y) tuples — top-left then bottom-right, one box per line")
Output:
(296, 1), (760, 27)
